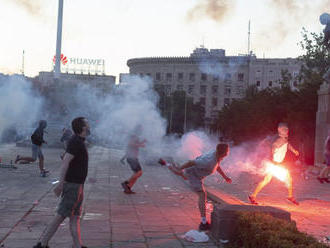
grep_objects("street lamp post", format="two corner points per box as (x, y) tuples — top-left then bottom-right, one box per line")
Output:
(54, 0), (64, 79)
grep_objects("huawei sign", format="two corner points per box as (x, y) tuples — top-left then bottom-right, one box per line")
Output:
(53, 54), (68, 65)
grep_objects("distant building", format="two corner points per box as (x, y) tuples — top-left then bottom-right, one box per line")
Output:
(34, 71), (116, 93)
(124, 47), (302, 128)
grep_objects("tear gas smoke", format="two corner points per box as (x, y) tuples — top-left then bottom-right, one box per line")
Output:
(53, 75), (273, 178)
(176, 131), (217, 161)
(7, 0), (43, 16)
(186, 0), (234, 23)
(52, 75), (167, 154)
(254, 0), (330, 50)
(0, 74), (43, 143)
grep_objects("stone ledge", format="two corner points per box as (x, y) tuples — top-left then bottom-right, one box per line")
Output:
(210, 204), (291, 242)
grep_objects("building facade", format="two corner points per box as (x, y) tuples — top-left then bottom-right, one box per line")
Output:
(124, 48), (302, 127)
(35, 71), (116, 92)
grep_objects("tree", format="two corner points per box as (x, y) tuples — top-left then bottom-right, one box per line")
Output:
(154, 88), (205, 134)
(212, 29), (329, 164)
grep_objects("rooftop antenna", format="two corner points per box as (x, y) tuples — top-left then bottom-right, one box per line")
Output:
(201, 36), (205, 48)
(248, 20), (251, 56)
(21, 50), (25, 76)
(54, 0), (64, 79)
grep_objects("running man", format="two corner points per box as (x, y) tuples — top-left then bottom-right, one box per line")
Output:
(33, 117), (90, 248)
(121, 125), (146, 194)
(15, 120), (49, 177)
(249, 123), (300, 205)
(162, 143), (232, 231)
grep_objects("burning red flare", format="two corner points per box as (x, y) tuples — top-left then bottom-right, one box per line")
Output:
(265, 161), (289, 182)
(265, 142), (290, 183)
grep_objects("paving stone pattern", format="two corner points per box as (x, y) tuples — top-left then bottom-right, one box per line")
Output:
(0, 145), (220, 248)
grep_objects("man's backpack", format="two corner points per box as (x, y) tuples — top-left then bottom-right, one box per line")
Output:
(31, 129), (42, 146)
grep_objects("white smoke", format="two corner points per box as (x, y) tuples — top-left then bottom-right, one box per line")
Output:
(52, 75), (167, 155)
(35, 73), (273, 177)
(175, 130), (218, 161)
(0, 74), (43, 142)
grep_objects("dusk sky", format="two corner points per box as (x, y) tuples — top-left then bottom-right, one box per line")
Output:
(0, 0), (329, 80)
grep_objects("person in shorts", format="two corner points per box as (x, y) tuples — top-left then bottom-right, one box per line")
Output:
(15, 120), (49, 177)
(169, 143), (232, 231)
(33, 117), (91, 248)
(248, 123), (300, 205)
(317, 129), (330, 183)
(121, 125), (146, 194)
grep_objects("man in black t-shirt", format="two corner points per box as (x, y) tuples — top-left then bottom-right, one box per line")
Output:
(33, 117), (91, 248)
(15, 120), (49, 177)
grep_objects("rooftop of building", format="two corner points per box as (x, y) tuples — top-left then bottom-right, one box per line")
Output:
(127, 47), (300, 67)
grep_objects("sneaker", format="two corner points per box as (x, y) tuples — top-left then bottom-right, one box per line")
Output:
(33, 242), (49, 248)
(158, 158), (167, 166)
(248, 195), (258, 205)
(40, 171), (49, 177)
(287, 197), (299, 205)
(199, 222), (210, 231)
(121, 181), (135, 194)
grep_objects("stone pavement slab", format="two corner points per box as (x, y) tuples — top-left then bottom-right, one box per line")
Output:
(205, 170), (330, 241)
(0, 144), (220, 248)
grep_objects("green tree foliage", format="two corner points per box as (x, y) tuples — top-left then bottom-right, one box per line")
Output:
(228, 212), (329, 248)
(155, 89), (205, 135)
(213, 29), (330, 164)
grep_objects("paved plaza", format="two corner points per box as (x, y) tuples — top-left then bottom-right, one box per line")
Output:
(0, 144), (329, 247)
(0, 145), (218, 248)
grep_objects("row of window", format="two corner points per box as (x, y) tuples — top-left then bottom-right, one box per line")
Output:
(140, 72), (244, 82)
(154, 84), (238, 97)
(155, 84), (223, 95)
(255, 80), (298, 87)
(199, 97), (231, 107)
(255, 70), (299, 78)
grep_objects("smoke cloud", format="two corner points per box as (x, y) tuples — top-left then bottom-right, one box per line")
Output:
(8, 0), (43, 16)
(0, 72), (274, 179)
(0, 74), (43, 142)
(254, 0), (330, 50)
(186, 0), (235, 23)
(49, 75), (168, 155)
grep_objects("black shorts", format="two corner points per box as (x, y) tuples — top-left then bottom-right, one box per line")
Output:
(126, 157), (142, 172)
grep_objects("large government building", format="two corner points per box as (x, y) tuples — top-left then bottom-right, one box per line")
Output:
(123, 47), (302, 127)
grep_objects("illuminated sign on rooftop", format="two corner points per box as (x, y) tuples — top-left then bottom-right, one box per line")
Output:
(53, 54), (105, 74)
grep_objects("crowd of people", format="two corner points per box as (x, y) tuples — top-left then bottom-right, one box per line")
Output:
(1, 118), (328, 248)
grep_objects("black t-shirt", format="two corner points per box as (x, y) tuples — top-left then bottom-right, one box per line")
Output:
(65, 135), (88, 184)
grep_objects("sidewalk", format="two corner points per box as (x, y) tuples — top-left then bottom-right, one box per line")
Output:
(204, 169), (330, 241)
(0, 145), (220, 248)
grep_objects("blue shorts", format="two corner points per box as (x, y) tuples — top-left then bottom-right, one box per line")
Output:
(126, 157), (142, 172)
(184, 167), (205, 192)
(31, 144), (43, 160)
